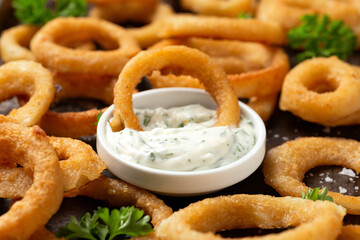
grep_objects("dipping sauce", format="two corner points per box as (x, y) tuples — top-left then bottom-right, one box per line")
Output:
(106, 104), (256, 171)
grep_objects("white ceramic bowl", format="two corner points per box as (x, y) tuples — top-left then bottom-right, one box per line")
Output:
(97, 88), (266, 196)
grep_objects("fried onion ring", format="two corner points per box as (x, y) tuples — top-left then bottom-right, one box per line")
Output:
(279, 57), (360, 126)
(180, 0), (256, 17)
(38, 73), (116, 138)
(263, 137), (360, 215)
(0, 136), (106, 196)
(158, 15), (287, 45)
(110, 46), (240, 131)
(30, 17), (140, 75)
(338, 225), (360, 240)
(0, 116), (63, 239)
(0, 60), (55, 126)
(64, 175), (173, 229)
(148, 38), (289, 98)
(88, 0), (159, 24)
(0, 25), (38, 62)
(256, 0), (360, 47)
(128, 2), (174, 48)
(156, 194), (346, 240)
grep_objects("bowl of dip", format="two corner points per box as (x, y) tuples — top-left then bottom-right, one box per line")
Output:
(97, 88), (266, 196)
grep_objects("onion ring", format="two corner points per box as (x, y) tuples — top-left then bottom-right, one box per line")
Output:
(110, 46), (240, 131)
(0, 136), (106, 197)
(338, 225), (360, 240)
(0, 60), (55, 126)
(64, 175), (173, 229)
(279, 57), (360, 126)
(156, 194), (346, 240)
(88, 0), (159, 24)
(158, 15), (287, 45)
(128, 2), (174, 48)
(263, 137), (360, 215)
(148, 38), (289, 98)
(180, 0), (256, 17)
(247, 94), (278, 122)
(30, 17), (141, 75)
(0, 25), (38, 62)
(256, 0), (360, 47)
(0, 116), (63, 239)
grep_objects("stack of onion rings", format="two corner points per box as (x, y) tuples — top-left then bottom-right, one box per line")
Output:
(0, 60), (55, 126)
(88, 0), (159, 24)
(279, 57), (360, 126)
(30, 17), (140, 75)
(256, 0), (360, 47)
(263, 137), (360, 215)
(0, 116), (63, 239)
(156, 194), (346, 240)
(180, 0), (256, 17)
(148, 38), (289, 121)
(110, 45), (240, 131)
(157, 15), (287, 45)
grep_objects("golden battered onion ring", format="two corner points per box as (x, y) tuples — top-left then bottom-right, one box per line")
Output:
(263, 137), (360, 215)
(110, 46), (240, 131)
(338, 225), (360, 240)
(88, 0), (158, 24)
(180, 0), (256, 17)
(0, 60), (55, 126)
(256, 0), (360, 47)
(156, 194), (346, 240)
(128, 2), (174, 48)
(30, 17), (140, 75)
(0, 116), (63, 239)
(0, 25), (38, 62)
(158, 15), (287, 45)
(247, 95), (278, 122)
(0, 136), (106, 196)
(279, 57), (360, 126)
(39, 73), (116, 138)
(148, 38), (289, 98)
(64, 176), (173, 229)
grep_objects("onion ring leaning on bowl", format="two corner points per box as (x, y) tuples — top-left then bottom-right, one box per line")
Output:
(158, 14), (287, 45)
(110, 45), (240, 131)
(156, 194), (346, 240)
(263, 137), (360, 215)
(30, 17), (141, 75)
(279, 57), (360, 126)
(0, 136), (106, 196)
(0, 116), (63, 239)
(0, 60), (55, 126)
(180, 0), (256, 17)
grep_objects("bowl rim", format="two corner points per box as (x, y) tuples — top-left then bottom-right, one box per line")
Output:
(97, 87), (266, 176)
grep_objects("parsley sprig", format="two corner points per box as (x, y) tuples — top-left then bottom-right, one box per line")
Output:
(301, 187), (333, 202)
(237, 13), (252, 19)
(57, 206), (154, 240)
(288, 14), (357, 62)
(12, 0), (87, 26)
(93, 111), (103, 126)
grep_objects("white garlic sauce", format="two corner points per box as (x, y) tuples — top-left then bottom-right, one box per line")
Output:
(106, 104), (256, 171)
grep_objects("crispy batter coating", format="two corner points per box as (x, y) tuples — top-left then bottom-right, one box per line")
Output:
(157, 194), (346, 240)
(0, 60), (55, 126)
(279, 57), (360, 126)
(263, 137), (360, 215)
(0, 116), (63, 239)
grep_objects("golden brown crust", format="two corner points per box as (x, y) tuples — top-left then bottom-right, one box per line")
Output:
(263, 137), (360, 215)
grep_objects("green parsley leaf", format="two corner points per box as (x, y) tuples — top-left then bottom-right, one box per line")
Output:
(302, 187), (334, 202)
(12, 0), (87, 26)
(288, 14), (357, 62)
(57, 206), (154, 240)
(93, 111), (103, 126)
(237, 13), (253, 19)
